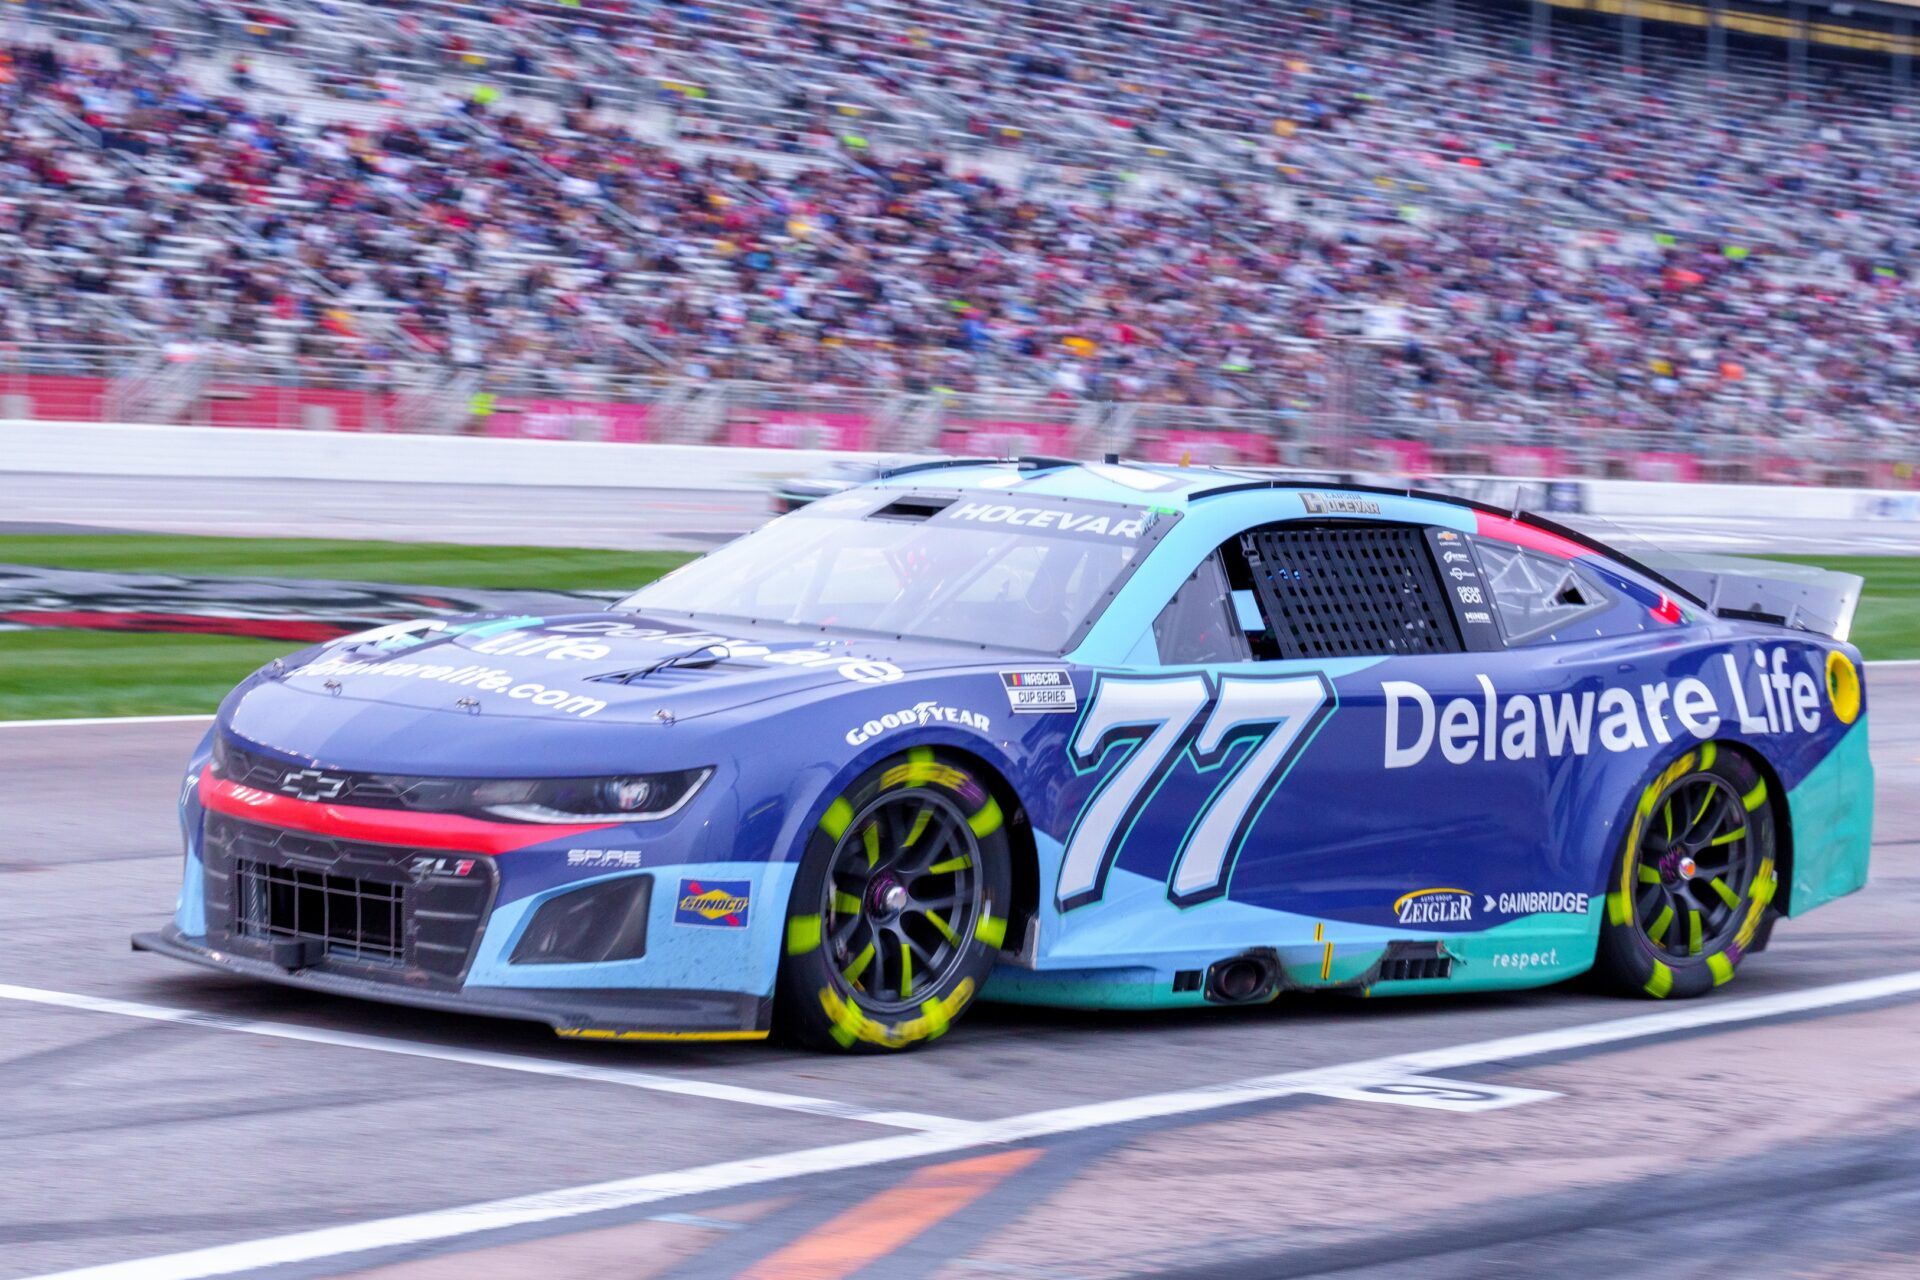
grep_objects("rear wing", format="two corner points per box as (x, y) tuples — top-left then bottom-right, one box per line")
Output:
(1637, 553), (1863, 642)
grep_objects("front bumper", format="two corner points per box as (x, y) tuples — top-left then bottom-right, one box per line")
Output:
(132, 925), (772, 1041)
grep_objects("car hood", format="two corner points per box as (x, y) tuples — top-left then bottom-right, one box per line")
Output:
(237, 611), (1005, 731)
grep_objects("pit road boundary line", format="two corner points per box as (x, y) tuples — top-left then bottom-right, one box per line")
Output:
(0, 983), (965, 1134)
(25, 967), (1920, 1280)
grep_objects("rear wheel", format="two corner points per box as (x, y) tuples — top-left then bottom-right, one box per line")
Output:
(777, 749), (1012, 1051)
(1595, 744), (1779, 999)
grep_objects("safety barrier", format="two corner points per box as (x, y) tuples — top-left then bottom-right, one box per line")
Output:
(5, 420), (1919, 521)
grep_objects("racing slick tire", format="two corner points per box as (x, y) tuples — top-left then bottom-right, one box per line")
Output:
(1595, 743), (1781, 1000)
(777, 748), (1013, 1052)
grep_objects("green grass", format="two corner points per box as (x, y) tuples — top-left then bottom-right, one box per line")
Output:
(0, 630), (302, 720)
(1777, 556), (1920, 661)
(0, 534), (694, 720)
(0, 534), (688, 591)
(0, 537), (1913, 721)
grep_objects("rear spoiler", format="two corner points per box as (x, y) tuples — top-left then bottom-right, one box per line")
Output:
(1637, 553), (1863, 642)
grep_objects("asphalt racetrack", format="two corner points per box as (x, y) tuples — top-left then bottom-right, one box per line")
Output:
(0, 684), (1915, 1279)
(3, 471), (1918, 1279)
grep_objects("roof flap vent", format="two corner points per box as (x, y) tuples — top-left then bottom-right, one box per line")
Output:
(871, 495), (956, 523)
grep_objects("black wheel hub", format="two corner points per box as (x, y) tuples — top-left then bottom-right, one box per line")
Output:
(821, 788), (986, 1015)
(1632, 772), (1758, 959)
(866, 873), (909, 921)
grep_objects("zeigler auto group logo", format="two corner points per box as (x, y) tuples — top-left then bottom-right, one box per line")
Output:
(1384, 645), (1829, 769)
(1393, 888), (1590, 926)
(1394, 887), (1474, 924)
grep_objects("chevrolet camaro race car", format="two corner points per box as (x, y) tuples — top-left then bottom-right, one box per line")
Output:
(135, 460), (1875, 1052)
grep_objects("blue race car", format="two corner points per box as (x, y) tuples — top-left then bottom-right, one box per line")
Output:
(134, 460), (1875, 1051)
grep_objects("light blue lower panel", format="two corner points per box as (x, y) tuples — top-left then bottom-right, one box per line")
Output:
(1785, 718), (1873, 915)
(466, 861), (797, 995)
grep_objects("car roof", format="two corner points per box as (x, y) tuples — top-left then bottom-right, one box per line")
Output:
(862, 456), (1708, 608)
(866, 456), (1471, 518)
(866, 456), (1282, 507)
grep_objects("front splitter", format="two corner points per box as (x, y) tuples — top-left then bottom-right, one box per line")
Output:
(131, 926), (772, 1041)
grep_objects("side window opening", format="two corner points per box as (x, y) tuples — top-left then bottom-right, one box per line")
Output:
(1225, 523), (1466, 658)
(1474, 539), (1610, 642)
(1152, 552), (1253, 665)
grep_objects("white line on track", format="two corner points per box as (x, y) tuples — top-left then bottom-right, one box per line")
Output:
(0, 712), (214, 729)
(0, 983), (964, 1134)
(26, 967), (1920, 1280)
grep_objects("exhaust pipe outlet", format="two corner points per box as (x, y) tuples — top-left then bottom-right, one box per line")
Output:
(1204, 948), (1280, 1005)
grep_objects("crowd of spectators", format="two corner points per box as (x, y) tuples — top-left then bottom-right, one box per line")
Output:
(2, 0), (1918, 445)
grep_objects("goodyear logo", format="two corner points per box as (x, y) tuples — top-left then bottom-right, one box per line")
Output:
(675, 878), (751, 928)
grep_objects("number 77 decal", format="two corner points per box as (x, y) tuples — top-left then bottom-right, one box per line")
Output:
(1057, 672), (1334, 911)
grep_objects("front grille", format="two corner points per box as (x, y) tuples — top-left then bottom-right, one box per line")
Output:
(234, 858), (406, 966)
(202, 814), (496, 986)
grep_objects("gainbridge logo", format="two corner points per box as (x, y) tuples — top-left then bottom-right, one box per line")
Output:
(674, 878), (751, 928)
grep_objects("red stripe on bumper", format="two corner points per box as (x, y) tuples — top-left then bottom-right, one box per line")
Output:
(199, 769), (612, 853)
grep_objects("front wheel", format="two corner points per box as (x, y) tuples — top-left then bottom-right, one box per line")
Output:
(777, 749), (1012, 1051)
(1595, 744), (1779, 999)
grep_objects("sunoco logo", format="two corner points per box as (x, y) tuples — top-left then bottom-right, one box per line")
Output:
(674, 878), (751, 927)
(1394, 888), (1474, 924)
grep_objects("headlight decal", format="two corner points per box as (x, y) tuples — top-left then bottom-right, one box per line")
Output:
(478, 769), (713, 824)
(211, 734), (712, 826)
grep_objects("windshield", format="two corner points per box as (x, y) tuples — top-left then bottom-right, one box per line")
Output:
(619, 491), (1164, 652)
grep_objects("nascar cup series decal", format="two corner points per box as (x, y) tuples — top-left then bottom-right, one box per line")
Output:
(1001, 669), (1077, 713)
(675, 879), (751, 928)
(1385, 645), (1829, 769)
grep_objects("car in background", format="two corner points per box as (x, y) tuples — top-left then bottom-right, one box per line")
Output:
(771, 457), (937, 513)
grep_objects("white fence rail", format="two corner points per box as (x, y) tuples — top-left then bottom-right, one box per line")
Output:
(6, 420), (1919, 525)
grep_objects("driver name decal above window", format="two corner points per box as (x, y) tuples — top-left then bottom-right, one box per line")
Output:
(941, 501), (1149, 540)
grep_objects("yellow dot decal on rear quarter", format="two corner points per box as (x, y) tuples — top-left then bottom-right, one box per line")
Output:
(1826, 650), (1860, 725)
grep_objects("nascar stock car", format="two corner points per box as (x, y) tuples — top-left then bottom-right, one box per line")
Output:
(134, 460), (1874, 1051)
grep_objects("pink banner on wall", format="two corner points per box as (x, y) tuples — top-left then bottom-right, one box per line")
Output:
(937, 420), (1077, 457)
(728, 411), (874, 451)
(4, 374), (109, 421)
(1873, 462), (1920, 491)
(1133, 430), (1277, 466)
(203, 384), (390, 432)
(1757, 453), (1812, 484)
(1490, 445), (1568, 478)
(1362, 438), (1434, 475)
(1626, 451), (1702, 483)
(487, 399), (653, 443)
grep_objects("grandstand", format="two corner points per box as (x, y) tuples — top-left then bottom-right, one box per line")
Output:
(4, 0), (1919, 481)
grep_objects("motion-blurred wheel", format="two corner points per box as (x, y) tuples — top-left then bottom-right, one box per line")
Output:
(1596, 744), (1779, 999)
(778, 749), (1012, 1051)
